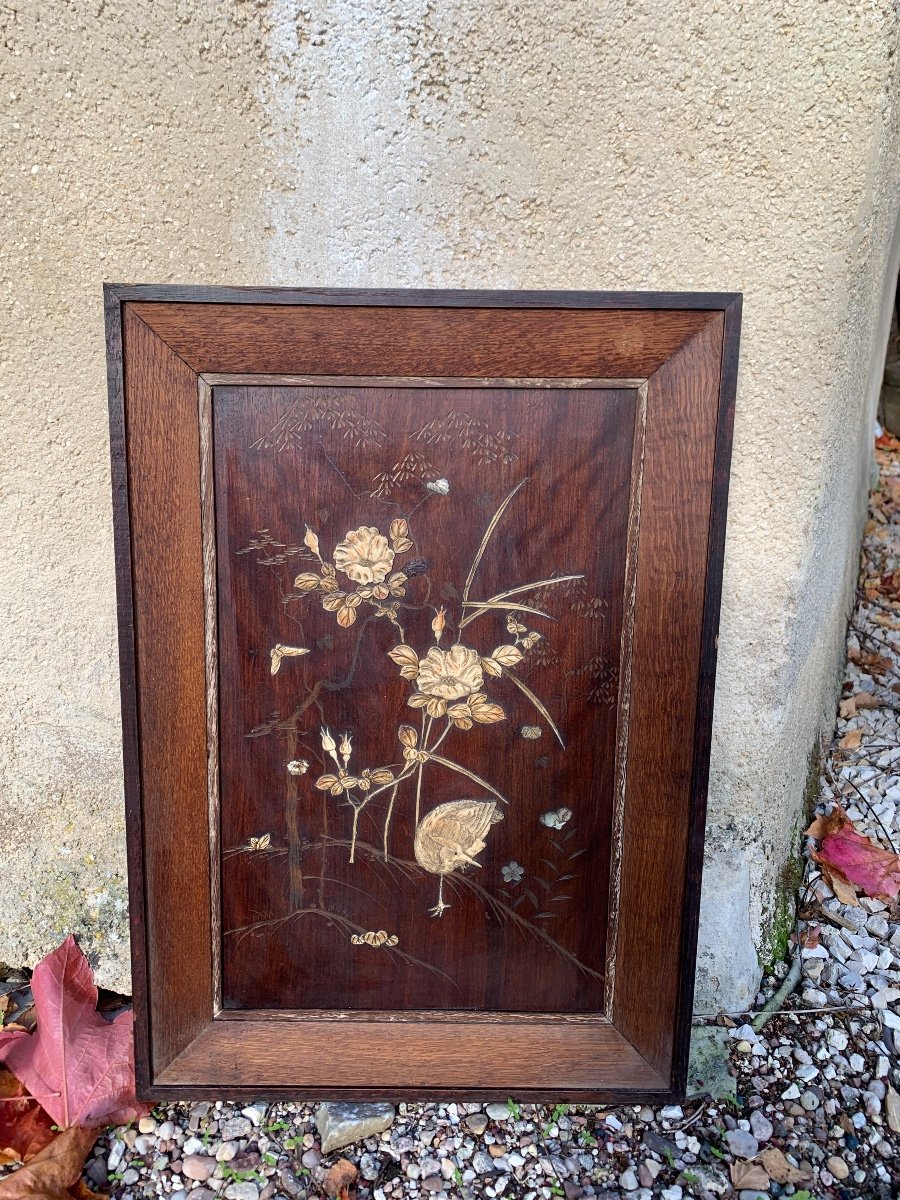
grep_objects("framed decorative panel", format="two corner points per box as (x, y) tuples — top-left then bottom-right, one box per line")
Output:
(105, 285), (741, 1101)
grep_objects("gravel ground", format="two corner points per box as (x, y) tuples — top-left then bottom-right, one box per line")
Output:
(6, 442), (900, 1200)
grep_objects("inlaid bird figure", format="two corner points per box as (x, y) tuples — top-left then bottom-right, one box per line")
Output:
(413, 799), (503, 916)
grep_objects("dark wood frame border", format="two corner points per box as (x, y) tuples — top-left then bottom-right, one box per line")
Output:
(105, 285), (741, 1102)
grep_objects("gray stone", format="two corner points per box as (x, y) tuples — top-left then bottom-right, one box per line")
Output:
(85, 1158), (109, 1188)
(683, 1166), (728, 1195)
(638, 1161), (660, 1187)
(840, 970), (865, 992)
(748, 1111), (772, 1143)
(485, 1101), (513, 1121)
(314, 1102), (396, 1154)
(472, 1151), (496, 1173)
(107, 1140), (126, 1173)
(421, 1177), (445, 1193)
(618, 1168), (638, 1191)
(220, 1117), (253, 1140)
(643, 1130), (678, 1159)
(224, 1184), (259, 1200)
(278, 1168), (304, 1197)
(687, 1025), (736, 1102)
(216, 1140), (239, 1162)
(724, 1129), (758, 1158)
(189, 1103), (211, 1131)
(465, 1113), (489, 1135)
(658, 1104), (683, 1121)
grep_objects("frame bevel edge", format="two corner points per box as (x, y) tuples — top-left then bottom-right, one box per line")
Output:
(103, 284), (153, 1094)
(104, 282), (743, 312)
(148, 1014), (672, 1101)
(670, 294), (742, 1093)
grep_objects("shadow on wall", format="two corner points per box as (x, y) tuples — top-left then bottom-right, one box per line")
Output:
(879, 276), (900, 435)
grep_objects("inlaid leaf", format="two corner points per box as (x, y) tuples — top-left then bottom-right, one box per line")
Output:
(491, 644), (524, 668)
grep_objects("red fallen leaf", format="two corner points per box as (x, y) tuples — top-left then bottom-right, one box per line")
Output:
(0, 1069), (57, 1166)
(0, 936), (149, 1129)
(875, 431), (900, 450)
(0, 1124), (98, 1200)
(810, 806), (900, 900)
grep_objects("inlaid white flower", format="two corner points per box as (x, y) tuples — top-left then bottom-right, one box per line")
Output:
(333, 525), (395, 585)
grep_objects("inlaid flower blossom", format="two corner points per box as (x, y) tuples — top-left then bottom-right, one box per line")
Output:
(333, 525), (395, 584)
(416, 644), (484, 700)
(502, 861), (524, 884)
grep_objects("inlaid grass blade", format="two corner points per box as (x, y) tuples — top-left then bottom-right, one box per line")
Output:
(426, 753), (509, 804)
(504, 669), (565, 748)
(461, 478), (529, 604)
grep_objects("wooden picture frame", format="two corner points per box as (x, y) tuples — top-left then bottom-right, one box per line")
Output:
(105, 285), (741, 1102)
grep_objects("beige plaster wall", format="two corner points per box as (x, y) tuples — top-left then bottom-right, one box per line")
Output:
(1, 0), (898, 1011)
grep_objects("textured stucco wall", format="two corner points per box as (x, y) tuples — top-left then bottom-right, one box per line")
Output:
(1, 0), (898, 1011)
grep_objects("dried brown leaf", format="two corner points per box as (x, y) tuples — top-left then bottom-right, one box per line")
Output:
(758, 1146), (810, 1184)
(323, 1156), (358, 1199)
(0, 1069), (56, 1166)
(0, 1125), (98, 1200)
(730, 1161), (769, 1190)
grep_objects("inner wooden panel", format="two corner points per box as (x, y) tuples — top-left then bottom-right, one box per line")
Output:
(211, 382), (637, 1012)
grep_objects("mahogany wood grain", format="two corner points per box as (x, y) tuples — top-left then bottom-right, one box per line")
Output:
(212, 382), (632, 1014)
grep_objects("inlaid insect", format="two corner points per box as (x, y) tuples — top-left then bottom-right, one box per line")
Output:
(269, 643), (310, 675)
